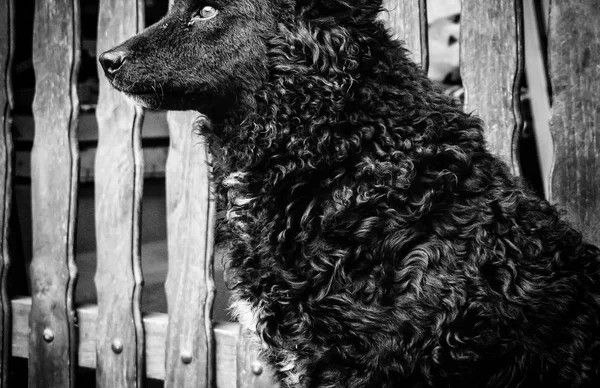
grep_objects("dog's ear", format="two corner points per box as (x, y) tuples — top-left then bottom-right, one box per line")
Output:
(295, 0), (383, 23)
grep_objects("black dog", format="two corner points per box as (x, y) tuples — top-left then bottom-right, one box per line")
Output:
(100, 1), (600, 387)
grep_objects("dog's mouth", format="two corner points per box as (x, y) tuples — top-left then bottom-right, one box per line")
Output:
(106, 75), (225, 112)
(116, 87), (215, 112)
(104, 79), (162, 109)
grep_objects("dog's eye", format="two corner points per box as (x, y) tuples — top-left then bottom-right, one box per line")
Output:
(196, 6), (218, 21)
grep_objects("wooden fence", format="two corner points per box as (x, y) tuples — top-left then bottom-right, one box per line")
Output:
(0, 0), (598, 387)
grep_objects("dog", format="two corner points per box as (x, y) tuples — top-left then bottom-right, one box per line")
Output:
(100, 1), (600, 387)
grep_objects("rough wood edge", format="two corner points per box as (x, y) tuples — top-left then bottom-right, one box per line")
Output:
(419, 0), (429, 71)
(131, 106), (145, 386)
(0, 0), (14, 386)
(131, 2), (145, 380)
(204, 144), (217, 387)
(11, 298), (240, 384)
(511, 0), (525, 176)
(66, 0), (81, 380)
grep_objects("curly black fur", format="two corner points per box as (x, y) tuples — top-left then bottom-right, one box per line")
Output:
(102, 1), (600, 387)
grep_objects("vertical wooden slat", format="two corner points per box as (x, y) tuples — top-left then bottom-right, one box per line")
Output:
(548, 0), (600, 245)
(95, 0), (145, 387)
(380, 0), (429, 68)
(164, 111), (216, 388)
(0, 0), (13, 387)
(28, 0), (80, 387)
(461, 0), (524, 174)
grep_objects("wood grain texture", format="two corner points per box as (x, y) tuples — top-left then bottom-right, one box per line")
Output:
(380, 0), (428, 68)
(461, 0), (524, 174)
(164, 111), (216, 388)
(11, 298), (240, 384)
(237, 328), (277, 388)
(548, 0), (600, 245)
(13, 111), (169, 143)
(0, 1), (13, 387)
(16, 146), (168, 182)
(28, 0), (80, 387)
(94, 0), (145, 386)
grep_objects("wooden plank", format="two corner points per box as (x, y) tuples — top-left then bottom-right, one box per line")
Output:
(237, 328), (277, 388)
(28, 0), (80, 387)
(461, 0), (524, 174)
(380, 0), (428, 68)
(94, 0), (145, 386)
(215, 322), (239, 388)
(83, 146), (166, 181)
(548, 0), (600, 245)
(13, 111), (169, 143)
(11, 298), (239, 384)
(0, 0), (13, 387)
(164, 111), (216, 388)
(16, 146), (168, 182)
(523, 0), (552, 198)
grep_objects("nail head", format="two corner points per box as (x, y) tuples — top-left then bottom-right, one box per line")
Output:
(251, 361), (263, 376)
(112, 339), (123, 354)
(43, 328), (54, 343)
(181, 353), (193, 364)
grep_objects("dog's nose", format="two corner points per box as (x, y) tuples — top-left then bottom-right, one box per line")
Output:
(99, 49), (129, 78)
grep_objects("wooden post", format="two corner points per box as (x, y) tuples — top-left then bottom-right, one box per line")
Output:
(461, 0), (524, 175)
(0, 0), (14, 387)
(164, 112), (216, 388)
(548, 0), (600, 245)
(28, 0), (80, 387)
(380, 0), (429, 69)
(95, 0), (145, 387)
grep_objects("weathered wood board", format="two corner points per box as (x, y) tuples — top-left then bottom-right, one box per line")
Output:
(548, 0), (600, 246)
(237, 328), (277, 388)
(94, 0), (145, 387)
(164, 111), (216, 388)
(13, 111), (169, 143)
(380, 0), (429, 68)
(16, 145), (168, 182)
(0, 1), (14, 387)
(12, 298), (240, 385)
(461, 0), (524, 175)
(28, 0), (80, 387)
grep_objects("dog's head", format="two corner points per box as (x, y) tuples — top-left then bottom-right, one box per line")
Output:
(99, 0), (383, 114)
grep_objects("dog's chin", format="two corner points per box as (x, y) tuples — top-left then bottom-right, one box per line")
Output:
(121, 91), (219, 113)
(124, 92), (164, 110)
